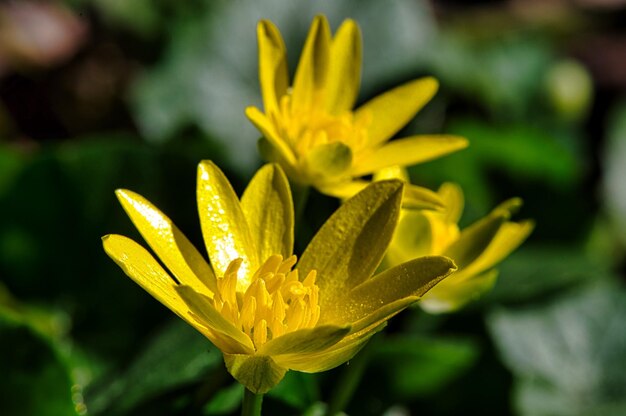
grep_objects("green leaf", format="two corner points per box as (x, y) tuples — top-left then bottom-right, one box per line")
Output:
(203, 383), (243, 415)
(487, 282), (626, 416)
(369, 335), (479, 399)
(0, 315), (77, 416)
(86, 320), (223, 415)
(488, 245), (608, 303)
(267, 371), (319, 411)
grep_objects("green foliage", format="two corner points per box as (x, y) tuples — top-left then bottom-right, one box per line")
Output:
(488, 282), (626, 416)
(87, 320), (223, 415)
(0, 315), (78, 416)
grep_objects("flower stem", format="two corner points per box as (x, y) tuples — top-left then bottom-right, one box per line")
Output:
(324, 336), (378, 416)
(241, 388), (263, 416)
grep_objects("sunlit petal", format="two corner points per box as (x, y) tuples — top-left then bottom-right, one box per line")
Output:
(197, 161), (259, 288)
(115, 189), (216, 297)
(240, 164), (294, 261)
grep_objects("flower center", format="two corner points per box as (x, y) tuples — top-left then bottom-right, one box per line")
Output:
(270, 94), (370, 160)
(210, 254), (320, 349)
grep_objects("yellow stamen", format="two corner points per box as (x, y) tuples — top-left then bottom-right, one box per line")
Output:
(210, 254), (320, 349)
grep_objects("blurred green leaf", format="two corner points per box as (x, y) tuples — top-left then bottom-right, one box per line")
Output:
(368, 335), (479, 400)
(488, 282), (626, 416)
(488, 245), (609, 304)
(603, 101), (626, 251)
(430, 34), (552, 119)
(0, 145), (24, 195)
(0, 315), (78, 416)
(267, 370), (319, 411)
(87, 319), (223, 415)
(203, 383), (243, 415)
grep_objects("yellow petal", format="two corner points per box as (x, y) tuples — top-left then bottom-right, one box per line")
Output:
(298, 180), (403, 316)
(328, 256), (456, 324)
(115, 189), (217, 297)
(291, 15), (331, 112)
(351, 135), (469, 176)
(176, 286), (255, 353)
(420, 269), (499, 313)
(325, 19), (361, 114)
(460, 220), (534, 278)
(246, 106), (297, 166)
(443, 212), (508, 269)
(197, 161), (259, 288)
(260, 324), (350, 357)
(272, 330), (375, 373)
(240, 164), (294, 261)
(402, 184), (446, 211)
(355, 77), (439, 145)
(372, 165), (411, 182)
(438, 182), (464, 224)
(257, 20), (288, 114)
(384, 210), (433, 267)
(223, 354), (287, 394)
(102, 234), (190, 319)
(304, 141), (353, 179)
(315, 179), (369, 199)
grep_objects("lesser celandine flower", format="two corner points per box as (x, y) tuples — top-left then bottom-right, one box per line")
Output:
(246, 15), (468, 207)
(380, 167), (534, 313)
(102, 161), (456, 395)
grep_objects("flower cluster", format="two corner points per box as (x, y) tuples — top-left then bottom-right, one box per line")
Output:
(103, 14), (531, 399)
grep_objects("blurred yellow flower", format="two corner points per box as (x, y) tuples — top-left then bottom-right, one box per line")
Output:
(380, 167), (534, 313)
(103, 162), (456, 393)
(246, 15), (468, 206)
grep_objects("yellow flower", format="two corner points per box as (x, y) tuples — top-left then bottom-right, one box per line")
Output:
(246, 15), (468, 206)
(102, 161), (456, 393)
(381, 167), (534, 313)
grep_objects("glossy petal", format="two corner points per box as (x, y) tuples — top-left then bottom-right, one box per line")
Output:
(257, 20), (288, 113)
(421, 269), (499, 313)
(176, 286), (255, 353)
(325, 19), (361, 114)
(355, 77), (439, 145)
(246, 106), (297, 166)
(115, 189), (217, 297)
(328, 256), (456, 324)
(223, 354), (287, 394)
(291, 15), (331, 112)
(351, 135), (469, 176)
(197, 161), (259, 288)
(298, 180), (403, 316)
(241, 164), (294, 261)
(259, 324), (350, 356)
(102, 234), (189, 317)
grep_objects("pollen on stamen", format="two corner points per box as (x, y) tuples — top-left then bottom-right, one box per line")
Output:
(210, 254), (320, 349)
